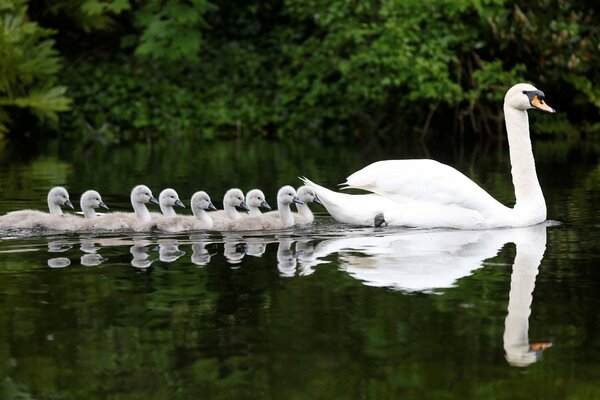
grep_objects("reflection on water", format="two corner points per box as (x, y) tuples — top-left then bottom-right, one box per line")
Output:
(35, 223), (553, 367)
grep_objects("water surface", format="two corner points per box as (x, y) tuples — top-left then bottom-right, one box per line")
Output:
(0, 138), (598, 399)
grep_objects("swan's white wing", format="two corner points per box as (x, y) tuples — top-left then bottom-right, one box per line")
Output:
(344, 159), (508, 214)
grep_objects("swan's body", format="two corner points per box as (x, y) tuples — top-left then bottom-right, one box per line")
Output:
(210, 189), (250, 230)
(292, 186), (322, 224)
(230, 186), (303, 230)
(303, 83), (555, 229)
(246, 189), (271, 216)
(156, 191), (217, 232)
(88, 185), (159, 231)
(0, 187), (75, 231)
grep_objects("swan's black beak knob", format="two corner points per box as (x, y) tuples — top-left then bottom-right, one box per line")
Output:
(239, 200), (250, 211)
(292, 196), (303, 205)
(99, 202), (109, 210)
(260, 200), (271, 210)
(175, 199), (185, 208)
(64, 199), (74, 210)
(149, 196), (159, 205)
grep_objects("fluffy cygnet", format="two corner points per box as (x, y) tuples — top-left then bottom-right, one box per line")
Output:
(0, 186), (75, 231)
(246, 189), (271, 216)
(293, 186), (323, 224)
(229, 185), (303, 231)
(210, 188), (250, 230)
(158, 188), (185, 216)
(155, 191), (217, 233)
(88, 185), (159, 231)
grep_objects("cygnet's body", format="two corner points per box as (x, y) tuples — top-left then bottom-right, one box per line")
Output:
(0, 187), (75, 231)
(88, 185), (159, 231)
(290, 186), (322, 224)
(246, 189), (271, 216)
(230, 186), (303, 231)
(210, 189), (250, 230)
(156, 191), (217, 233)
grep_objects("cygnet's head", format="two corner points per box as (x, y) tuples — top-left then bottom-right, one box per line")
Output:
(159, 188), (185, 209)
(224, 188), (250, 211)
(80, 190), (109, 211)
(504, 83), (556, 113)
(191, 191), (217, 214)
(48, 187), (74, 210)
(130, 185), (159, 205)
(296, 186), (322, 205)
(277, 185), (303, 206)
(246, 189), (271, 210)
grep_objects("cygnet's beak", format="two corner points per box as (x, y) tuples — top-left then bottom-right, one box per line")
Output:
(260, 200), (271, 210)
(313, 196), (323, 206)
(292, 196), (304, 205)
(239, 200), (250, 212)
(175, 199), (185, 208)
(99, 202), (109, 210)
(64, 199), (74, 210)
(208, 202), (217, 211)
(149, 196), (160, 205)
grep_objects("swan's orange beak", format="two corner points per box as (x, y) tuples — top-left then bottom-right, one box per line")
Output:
(531, 96), (556, 113)
(530, 341), (553, 352)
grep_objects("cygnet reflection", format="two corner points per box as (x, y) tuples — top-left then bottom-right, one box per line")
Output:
(276, 236), (296, 277)
(79, 236), (107, 266)
(190, 234), (215, 266)
(48, 257), (71, 268)
(245, 236), (269, 257)
(130, 239), (154, 269)
(47, 237), (73, 253)
(158, 239), (186, 263)
(223, 234), (246, 265)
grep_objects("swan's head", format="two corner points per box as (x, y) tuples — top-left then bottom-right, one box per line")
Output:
(159, 188), (185, 209)
(224, 188), (250, 211)
(297, 186), (323, 205)
(80, 190), (109, 211)
(191, 191), (217, 214)
(130, 185), (159, 205)
(277, 185), (303, 206)
(246, 189), (271, 210)
(504, 83), (556, 113)
(48, 187), (74, 210)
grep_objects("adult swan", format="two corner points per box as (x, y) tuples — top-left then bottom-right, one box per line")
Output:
(302, 83), (556, 229)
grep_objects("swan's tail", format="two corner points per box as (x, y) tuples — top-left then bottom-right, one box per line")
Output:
(299, 177), (364, 224)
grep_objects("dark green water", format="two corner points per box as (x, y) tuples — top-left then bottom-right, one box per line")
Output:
(0, 137), (599, 399)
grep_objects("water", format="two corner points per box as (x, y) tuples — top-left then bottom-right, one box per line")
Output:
(0, 137), (599, 399)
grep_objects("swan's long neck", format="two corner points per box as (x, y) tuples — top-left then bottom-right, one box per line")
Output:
(504, 106), (546, 217)
(193, 208), (212, 224)
(503, 226), (547, 366)
(160, 204), (176, 216)
(295, 203), (314, 222)
(48, 201), (63, 215)
(224, 202), (241, 220)
(133, 201), (151, 222)
(278, 201), (294, 228)
(82, 205), (96, 219)
(248, 207), (262, 217)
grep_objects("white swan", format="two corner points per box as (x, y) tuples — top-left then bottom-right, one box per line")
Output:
(246, 189), (271, 216)
(155, 191), (217, 232)
(210, 188), (250, 230)
(88, 185), (159, 231)
(302, 83), (556, 229)
(0, 186), (75, 231)
(292, 186), (322, 224)
(229, 186), (303, 230)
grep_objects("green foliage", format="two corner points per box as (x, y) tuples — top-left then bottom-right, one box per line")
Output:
(2, 0), (600, 141)
(0, 0), (71, 134)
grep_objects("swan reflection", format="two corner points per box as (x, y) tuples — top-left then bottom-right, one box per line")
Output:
(308, 223), (551, 366)
(223, 234), (246, 265)
(79, 236), (107, 266)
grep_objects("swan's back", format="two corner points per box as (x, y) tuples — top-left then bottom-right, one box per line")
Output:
(344, 159), (508, 215)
